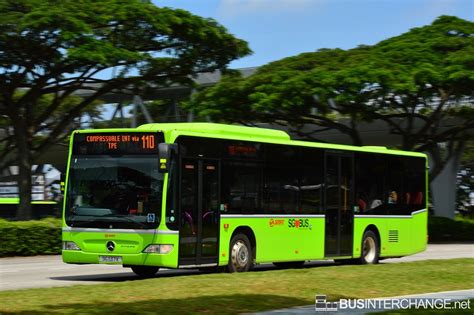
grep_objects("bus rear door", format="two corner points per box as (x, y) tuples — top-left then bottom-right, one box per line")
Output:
(324, 152), (354, 257)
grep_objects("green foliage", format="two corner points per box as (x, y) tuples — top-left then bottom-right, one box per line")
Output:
(0, 0), (250, 77)
(460, 141), (474, 166)
(428, 216), (474, 242)
(0, 218), (61, 257)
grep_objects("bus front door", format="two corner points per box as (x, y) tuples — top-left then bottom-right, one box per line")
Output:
(179, 158), (220, 267)
(324, 153), (354, 257)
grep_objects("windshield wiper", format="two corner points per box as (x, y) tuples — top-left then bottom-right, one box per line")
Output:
(100, 214), (150, 229)
(68, 215), (100, 227)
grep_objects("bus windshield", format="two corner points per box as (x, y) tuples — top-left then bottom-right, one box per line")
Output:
(66, 156), (163, 229)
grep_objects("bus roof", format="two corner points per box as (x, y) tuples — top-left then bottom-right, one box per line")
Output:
(137, 122), (291, 141)
(74, 123), (427, 158)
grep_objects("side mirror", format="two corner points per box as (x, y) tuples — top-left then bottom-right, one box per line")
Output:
(158, 143), (177, 173)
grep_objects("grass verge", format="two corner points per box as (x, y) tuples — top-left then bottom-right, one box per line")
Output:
(0, 258), (473, 314)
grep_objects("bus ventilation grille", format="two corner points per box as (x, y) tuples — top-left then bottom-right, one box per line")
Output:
(388, 230), (399, 243)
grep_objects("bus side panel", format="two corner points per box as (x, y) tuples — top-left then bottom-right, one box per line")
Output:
(381, 213), (427, 257)
(146, 233), (179, 268)
(384, 218), (412, 257)
(352, 218), (387, 258)
(219, 217), (325, 266)
(353, 213), (428, 259)
(410, 211), (428, 254)
(218, 220), (232, 266)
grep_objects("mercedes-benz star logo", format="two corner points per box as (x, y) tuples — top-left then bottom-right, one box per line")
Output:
(106, 241), (115, 252)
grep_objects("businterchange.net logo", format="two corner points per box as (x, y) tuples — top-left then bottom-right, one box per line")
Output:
(315, 294), (471, 312)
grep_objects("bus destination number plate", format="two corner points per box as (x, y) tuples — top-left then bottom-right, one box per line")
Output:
(99, 256), (122, 264)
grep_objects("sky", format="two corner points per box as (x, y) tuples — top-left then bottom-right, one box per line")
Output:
(155, 0), (473, 69)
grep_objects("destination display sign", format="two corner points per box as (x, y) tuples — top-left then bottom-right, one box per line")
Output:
(73, 132), (163, 155)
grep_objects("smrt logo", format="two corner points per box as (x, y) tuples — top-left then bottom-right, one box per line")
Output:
(269, 219), (285, 227)
(288, 218), (310, 229)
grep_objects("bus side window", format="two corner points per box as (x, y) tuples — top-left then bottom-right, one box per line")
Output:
(221, 160), (263, 214)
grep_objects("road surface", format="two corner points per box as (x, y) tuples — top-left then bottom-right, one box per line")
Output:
(0, 244), (472, 291)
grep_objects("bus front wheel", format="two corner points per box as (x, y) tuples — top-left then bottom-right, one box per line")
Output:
(228, 233), (253, 272)
(131, 266), (159, 277)
(360, 230), (379, 264)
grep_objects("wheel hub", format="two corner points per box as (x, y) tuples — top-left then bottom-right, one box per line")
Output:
(231, 240), (249, 269)
(363, 237), (376, 263)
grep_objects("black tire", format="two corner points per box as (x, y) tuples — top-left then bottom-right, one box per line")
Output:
(228, 233), (253, 273)
(360, 230), (379, 264)
(131, 266), (159, 277)
(273, 261), (305, 269)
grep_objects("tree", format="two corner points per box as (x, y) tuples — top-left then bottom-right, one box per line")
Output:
(190, 15), (474, 181)
(0, 0), (250, 219)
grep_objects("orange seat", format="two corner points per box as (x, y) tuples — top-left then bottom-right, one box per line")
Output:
(413, 192), (423, 205)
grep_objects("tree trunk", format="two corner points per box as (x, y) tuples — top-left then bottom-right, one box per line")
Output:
(429, 142), (465, 219)
(13, 120), (33, 220)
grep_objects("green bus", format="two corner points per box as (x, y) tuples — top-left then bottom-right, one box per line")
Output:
(0, 198), (58, 219)
(62, 123), (428, 276)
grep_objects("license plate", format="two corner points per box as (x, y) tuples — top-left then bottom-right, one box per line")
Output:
(99, 256), (122, 264)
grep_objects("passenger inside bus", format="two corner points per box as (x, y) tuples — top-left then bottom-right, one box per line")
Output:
(388, 190), (398, 204)
(357, 192), (368, 213)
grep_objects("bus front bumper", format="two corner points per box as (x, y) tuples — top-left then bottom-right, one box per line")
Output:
(62, 250), (178, 268)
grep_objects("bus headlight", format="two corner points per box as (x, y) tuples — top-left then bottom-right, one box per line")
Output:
(143, 244), (174, 254)
(62, 241), (81, 251)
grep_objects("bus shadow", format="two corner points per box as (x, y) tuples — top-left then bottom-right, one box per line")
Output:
(49, 269), (200, 282)
(50, 260), (337, 283)
(253, 260), (336, 272)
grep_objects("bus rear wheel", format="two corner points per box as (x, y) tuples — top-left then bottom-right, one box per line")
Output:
(360, 230), (379, 264)
(131, 266), (159, 277)
(228, 233), (253, 272)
